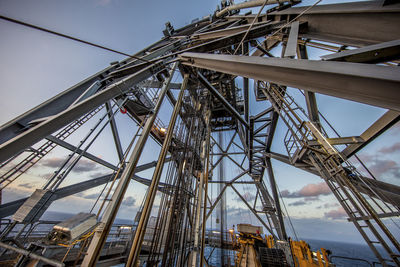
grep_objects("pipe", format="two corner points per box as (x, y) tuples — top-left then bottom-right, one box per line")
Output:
(216, 0), (284, 17)
(126, 74), (189, 267)
(81, 63), (178, 267)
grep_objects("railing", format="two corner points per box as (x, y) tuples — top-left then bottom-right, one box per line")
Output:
(330, 255), (373, 267)
(0, 219), (135, 262)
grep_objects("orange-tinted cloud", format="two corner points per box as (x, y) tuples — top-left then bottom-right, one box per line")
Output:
(281, 182), (331, 198)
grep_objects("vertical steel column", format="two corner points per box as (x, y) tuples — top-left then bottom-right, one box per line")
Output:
(191, 138), (207, 267)
(218, 131), (226, 266)
(81, 63), (178, 267)
(126, 74), (189, 267)
(243, 42), (250, 162)
(265, 158), (287, 240)
(200, 110), (211, 267)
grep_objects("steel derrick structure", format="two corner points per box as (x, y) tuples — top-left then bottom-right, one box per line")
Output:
(0, 0), (399, 266)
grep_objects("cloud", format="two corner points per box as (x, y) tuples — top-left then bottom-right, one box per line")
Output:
(317, 202), (339, 209)
(324, 207), (346, 220)
(390, 121), (400, 134)
(40, 157), (65, 168)
(304, 196), (320, 202)
(122, 196), (136, 206)
(234, 192), (256, 203)
(73, 160), (99, 173)
(18, 183), (35, 189)
(40, 157), (99, 173)
(81, 193), (100, 200)
(368, 159), (400, 178)
(289, 200), (307, 206)
(281, 182), (331, 198)
(378, 142), (400, 154)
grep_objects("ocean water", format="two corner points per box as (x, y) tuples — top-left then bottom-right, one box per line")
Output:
(306, 239), (384, 267)
(202, 239), (391, 266)
(4, 211), (391, 266)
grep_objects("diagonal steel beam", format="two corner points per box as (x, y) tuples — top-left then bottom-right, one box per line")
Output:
(0, 62), (163, 165)
(230, 184), (276, 238)
(180, 52), (400, 111)
(342, 110), (400, 158)
(105, 101), (124, 162)
(321, 39), (400, 63)
(46, 135), (118, 171)
(0, 160), (163, 218)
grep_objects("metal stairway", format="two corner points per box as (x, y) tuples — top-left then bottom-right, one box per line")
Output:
(261, 83), (400, 266)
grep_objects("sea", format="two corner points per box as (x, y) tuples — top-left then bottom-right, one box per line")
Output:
(3, 211), (391, 267)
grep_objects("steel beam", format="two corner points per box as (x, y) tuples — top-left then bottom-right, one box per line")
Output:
(342, 110), (400, 158)
(321, 39), (400, 63)
(180, 52), (400, 111)
(308, 136), (364, 146)
(271, 1), (400, 47)
(46, 135), (118, 171)
(0, 161), (161, 218)
(265, 158), (287, 240)
(192, 21), (272, 40)
(216, 0), (285, 17)
(284, 21), (299, 58)
(0, 62), (163, 165)
(230, 184), (276, 238)
(197, 72), (249, 129)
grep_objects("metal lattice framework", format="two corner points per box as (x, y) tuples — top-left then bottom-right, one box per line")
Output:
(0, 0), (399, 266)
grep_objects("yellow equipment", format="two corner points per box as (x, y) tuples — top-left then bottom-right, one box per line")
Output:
(232, 224), (334, 267)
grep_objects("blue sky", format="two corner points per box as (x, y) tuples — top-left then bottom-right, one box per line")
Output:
(1, 0), (399, 246)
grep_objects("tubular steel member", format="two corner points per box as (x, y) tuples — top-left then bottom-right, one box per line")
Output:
(126, 74), (189, 267)
(191, 128), (209, 266)
(199, 110), (211, 267)
(81, 63), (178, 267)
(216, 0), (290, 17)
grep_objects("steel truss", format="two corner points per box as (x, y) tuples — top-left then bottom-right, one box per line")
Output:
(0, 0), (399, 266)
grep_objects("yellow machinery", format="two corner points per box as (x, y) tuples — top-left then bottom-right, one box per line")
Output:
(231, 224), (333, 267)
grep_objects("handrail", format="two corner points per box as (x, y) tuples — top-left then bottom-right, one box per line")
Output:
(330, 255), (373, 267)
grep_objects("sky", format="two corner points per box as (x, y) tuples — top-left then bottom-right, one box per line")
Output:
(0, 0), (399, 249)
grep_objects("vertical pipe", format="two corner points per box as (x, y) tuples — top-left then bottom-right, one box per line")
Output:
(81, 63), (178, 267)
(243, 42), (250, 169)
(218, 131), (226, 266)
(200, 110), (211, 267)
(126, 74), (189, 267)
(191, 138), (207, 266)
